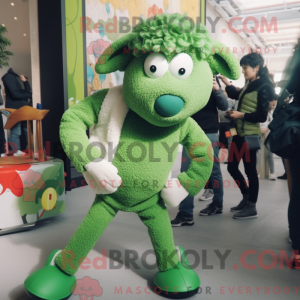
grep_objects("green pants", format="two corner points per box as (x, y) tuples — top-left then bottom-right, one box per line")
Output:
(55, 196), (179, 275)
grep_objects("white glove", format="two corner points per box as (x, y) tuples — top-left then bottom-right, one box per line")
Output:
(161, 177), (189, 208)
(84, 159), (122, 194)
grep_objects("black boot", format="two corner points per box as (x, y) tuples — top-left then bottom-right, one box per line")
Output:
(233, 201), (258, 219)
(277, 172), (287, 180)
(230, 193), (249, 212)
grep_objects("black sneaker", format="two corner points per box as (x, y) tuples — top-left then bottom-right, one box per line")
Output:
(199, 202), (222, 216)
(171, 212), (194, 227)
(277, 172), (287, 180)
(230, 193), (249, 212)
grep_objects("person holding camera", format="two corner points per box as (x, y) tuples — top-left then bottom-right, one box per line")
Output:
(1, 68), (32, 152)
(219, 53), (275, 220)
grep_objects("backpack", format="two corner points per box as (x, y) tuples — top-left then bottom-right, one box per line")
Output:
(265, 100), (300, 159)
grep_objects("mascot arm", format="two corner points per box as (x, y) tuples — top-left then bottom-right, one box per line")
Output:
(177, 118), (214, 197)
(161, 175), (189, 208)
(161, 119), (213, 208)
(59, 89), (109, 172)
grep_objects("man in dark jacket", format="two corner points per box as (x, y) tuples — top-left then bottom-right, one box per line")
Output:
(2, 68), (32, 152)
(171, 76), (229, 226)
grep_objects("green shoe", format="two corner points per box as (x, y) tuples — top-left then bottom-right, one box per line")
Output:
(24, 249), (76, 300)
(154, 246), (200, 298)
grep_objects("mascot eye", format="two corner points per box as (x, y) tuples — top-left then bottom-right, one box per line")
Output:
(144, 53), (168, 79)
(169, 53), (193, 79)
(32, 180), (35, 184)
(178, 68), (185, 75)
(150, 65), (156, 73)
(89, 287), (93, 290)
(81, 287), (84, 290)
(24, 180), (27, 184)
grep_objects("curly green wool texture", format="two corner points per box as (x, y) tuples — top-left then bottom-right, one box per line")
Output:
(58, 12), (241, 280)
(95, 13), (240, 80)
(55, 197), (179, 275)
(23, 13), (243, 300)
(128, 13), (213, 60)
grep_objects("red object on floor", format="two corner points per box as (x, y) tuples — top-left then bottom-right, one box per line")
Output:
(0, 164), (31, 197)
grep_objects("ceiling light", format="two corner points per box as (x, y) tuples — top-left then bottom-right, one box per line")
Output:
(1, 24), (5, 27)
(11, 3), (15, 6)
(23, 33), (26, 36)
(14, 17), (17, 20)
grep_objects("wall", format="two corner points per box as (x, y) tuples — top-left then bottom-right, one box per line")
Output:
(0, 0), (31, 84)
(65, 0), (85, 107)
(268, 56), (291, 74)
(84, 0), (201, 95)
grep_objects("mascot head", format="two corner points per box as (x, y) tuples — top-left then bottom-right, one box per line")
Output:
(95, 13), (240, 127)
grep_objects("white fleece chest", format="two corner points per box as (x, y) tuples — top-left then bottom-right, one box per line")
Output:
(89, 84), (129, 161)
(82, 85), (129, 194)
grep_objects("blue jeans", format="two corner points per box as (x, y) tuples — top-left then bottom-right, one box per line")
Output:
(179, 133), (224, 218)
(8, 121), (28, 151)
(267, 148), (274, 174)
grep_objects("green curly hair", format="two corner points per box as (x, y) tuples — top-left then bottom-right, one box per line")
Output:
(127, 13), (213, 60)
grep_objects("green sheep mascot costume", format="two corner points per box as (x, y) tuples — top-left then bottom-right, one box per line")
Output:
(24, 14), (240, 299)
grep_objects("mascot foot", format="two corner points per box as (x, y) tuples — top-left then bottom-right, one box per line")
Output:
(24, 249), (76, 300)
(154, 246), (200, 298)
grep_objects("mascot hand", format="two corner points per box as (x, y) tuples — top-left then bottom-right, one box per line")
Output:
(161, 178), (189, 207)
(85, 159), (122, 194)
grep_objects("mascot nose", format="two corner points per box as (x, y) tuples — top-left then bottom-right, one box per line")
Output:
(154, 95), (184, 117)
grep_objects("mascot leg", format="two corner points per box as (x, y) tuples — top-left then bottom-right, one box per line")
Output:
(138, 199), (200, 298)
(24, 196), (118, 300)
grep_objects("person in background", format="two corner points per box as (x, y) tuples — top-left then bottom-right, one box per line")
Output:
(219, 52), (275, 220)
(282, 43), (300, 269)
(277, 158), (287, 179)
(199, 90), (234, 202)
(277, 95), (294, 180)
(218, 90), (236, 165)
(171, 76), (228, 226)
(1, 68), (32, 153)
(285, 160), (292, 197)
(257, 95), (278, 180)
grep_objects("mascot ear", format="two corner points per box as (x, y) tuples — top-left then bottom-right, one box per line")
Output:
(95, 33), (136, 74)
(207, 39), (241, 80)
